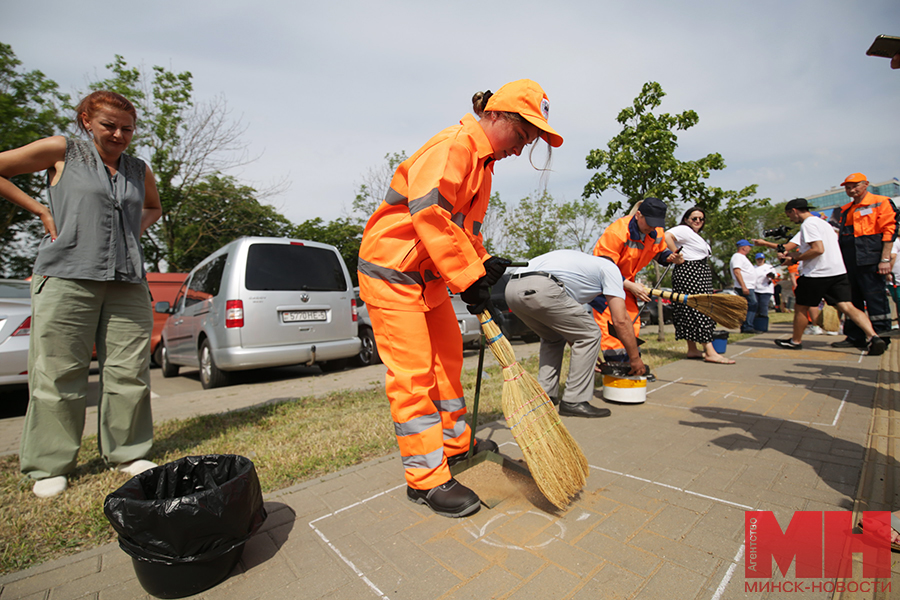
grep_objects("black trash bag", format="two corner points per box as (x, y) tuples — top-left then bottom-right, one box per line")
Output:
(104, 454), (267, 599)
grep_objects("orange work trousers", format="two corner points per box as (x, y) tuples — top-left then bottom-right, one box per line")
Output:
(367, 299), (471, 490)
(593, 291), (641, 362)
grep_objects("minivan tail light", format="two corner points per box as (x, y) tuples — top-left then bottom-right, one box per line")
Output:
(12, 316), (31, 336)
(226, 300), (244, 328)
(351, 298), (358, 322)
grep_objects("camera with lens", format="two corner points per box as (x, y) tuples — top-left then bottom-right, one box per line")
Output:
(763, 225), (792, 240)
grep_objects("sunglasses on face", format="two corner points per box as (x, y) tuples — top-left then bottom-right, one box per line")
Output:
(689, 217), (705, 222)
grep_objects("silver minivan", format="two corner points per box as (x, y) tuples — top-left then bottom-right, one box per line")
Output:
(156, 237), (360, 388)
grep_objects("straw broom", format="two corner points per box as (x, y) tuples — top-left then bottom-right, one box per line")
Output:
(477, 309), (589, 509)
(645, 288), (747, 330)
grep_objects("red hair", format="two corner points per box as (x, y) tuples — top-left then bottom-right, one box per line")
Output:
(75, 91), (137, 134)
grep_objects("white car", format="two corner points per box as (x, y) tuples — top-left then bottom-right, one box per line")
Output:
(0, 279), (32, 388)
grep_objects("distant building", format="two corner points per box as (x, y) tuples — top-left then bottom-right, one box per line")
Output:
(806, 177), (900, 212)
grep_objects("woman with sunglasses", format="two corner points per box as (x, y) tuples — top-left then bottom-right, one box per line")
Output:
(665, 207), (735, 364)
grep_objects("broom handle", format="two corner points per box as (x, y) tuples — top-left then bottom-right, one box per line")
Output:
(467, 325), (487, 460)
(646, 287), (691, 304)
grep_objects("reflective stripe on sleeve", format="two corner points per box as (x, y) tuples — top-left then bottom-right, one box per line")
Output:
(409, 188), (453, 216)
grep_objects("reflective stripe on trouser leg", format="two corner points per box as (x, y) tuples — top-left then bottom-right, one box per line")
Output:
(595, 291), (640, 362)
(94, 280), (154, 466)
(367, 300), (469, 490)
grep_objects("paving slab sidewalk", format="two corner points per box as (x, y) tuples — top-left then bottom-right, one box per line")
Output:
(2, 324), (898, 600)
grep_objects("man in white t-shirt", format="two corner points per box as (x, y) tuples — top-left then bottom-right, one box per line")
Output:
(505, 250), (646, 418)
(730, 240), (759, 333)
(774, 198), (885, 355)
(889, 238), (900, 326)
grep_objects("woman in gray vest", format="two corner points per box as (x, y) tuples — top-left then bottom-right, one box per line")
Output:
(0, 91), (162, 498)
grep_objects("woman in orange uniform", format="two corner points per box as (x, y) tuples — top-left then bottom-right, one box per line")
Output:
(357, 80), (562, 518)
(592, 198), (683, 364)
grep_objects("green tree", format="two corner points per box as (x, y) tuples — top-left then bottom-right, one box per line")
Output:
(584, 81), (768, 286)
(584, 81), (730, 219)
(90, 56), (261, 272)
(165, 174), (296, 272)
(293, 217), (364, 285)
(504, 190), (562, 259)
(0, 43), (70, 277)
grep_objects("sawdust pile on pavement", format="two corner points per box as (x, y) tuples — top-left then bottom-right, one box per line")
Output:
(455, 459), (559, 513)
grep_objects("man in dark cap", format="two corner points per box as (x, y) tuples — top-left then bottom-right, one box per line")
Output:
(591, 198), (684, 364)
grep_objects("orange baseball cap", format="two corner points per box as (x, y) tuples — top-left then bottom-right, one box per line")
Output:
(485, 79), (563, 147)
(841, 173), (868, 186)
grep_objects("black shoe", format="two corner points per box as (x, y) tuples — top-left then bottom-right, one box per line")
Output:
(774, 339), (802, 350)
(446, 438), (499, 467)
(548, 395), (560, 406)
(867, 336), (887, 356)
(831, 338), (864, 348)
(407, 478), (481, 517)
(559, 401), (612, 418)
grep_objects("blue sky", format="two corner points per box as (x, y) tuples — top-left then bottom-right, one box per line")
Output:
(4, 0), (899, 227)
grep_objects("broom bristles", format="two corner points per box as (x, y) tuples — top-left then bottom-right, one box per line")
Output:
(478, 310), (589, 509)
(647, 288), (747, 330)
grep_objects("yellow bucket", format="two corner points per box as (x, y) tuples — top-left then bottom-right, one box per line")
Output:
(602, 374), (647, 404)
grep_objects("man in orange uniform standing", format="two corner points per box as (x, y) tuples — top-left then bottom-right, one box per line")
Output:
(832, 173), (898, 348)
(592, 198), (683, 364)
(358, 80), (563, 518)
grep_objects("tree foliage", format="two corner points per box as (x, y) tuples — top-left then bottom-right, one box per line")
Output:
(0, 43), (71, 277)
(584, 81), (769, 286)
(583, 81), (729, 219)
(163, 174), (296, 271)
(293, 217), (364, 285)
(90, 55), (272, 272)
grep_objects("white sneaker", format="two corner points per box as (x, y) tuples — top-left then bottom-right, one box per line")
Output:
(115, 459), (158, 477)
(804, 325), (825, 335)
(33, 476), (67, 498)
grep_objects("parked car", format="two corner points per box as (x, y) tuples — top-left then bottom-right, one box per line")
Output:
(0, 279), (32, 388)
(489, 273), (540, 342)
(352, 290), (481, 367)
(639, 295), (675, 326)
(147, 272), (189, 367)
(156, 237), (360, 389)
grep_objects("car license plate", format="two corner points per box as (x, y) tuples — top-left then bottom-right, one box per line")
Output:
(282, 310), (327, 323)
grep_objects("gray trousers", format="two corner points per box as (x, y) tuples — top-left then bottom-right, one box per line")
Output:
(20, 276), (153, 480)
(505, 275), (601, 405)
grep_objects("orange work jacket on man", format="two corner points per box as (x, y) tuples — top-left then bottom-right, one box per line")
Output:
(592, 214), (669, 359)
(837, 192), (899, 266)
(358, 114), (493, 311)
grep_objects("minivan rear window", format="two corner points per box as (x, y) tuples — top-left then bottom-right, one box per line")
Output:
(245, 244), (348, 291)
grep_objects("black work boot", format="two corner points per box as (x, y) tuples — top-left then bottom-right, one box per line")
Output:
(407, 478), (481, 517)
(559, 401), (612, 418)
(446, 438), (499, 467)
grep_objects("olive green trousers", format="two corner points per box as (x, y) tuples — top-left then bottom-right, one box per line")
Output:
(20, 276), (153, 480)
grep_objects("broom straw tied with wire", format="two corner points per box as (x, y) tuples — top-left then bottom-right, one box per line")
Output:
(645, 288), (747, 330)
(477, 309), (589, 509)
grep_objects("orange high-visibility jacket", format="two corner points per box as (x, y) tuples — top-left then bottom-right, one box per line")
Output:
(358, 114), (493, 311)
(837, 192), (899, 266)
(592, 214), (668, 282)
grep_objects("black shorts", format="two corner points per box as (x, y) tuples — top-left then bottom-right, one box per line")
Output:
(794, 274), (851, 307)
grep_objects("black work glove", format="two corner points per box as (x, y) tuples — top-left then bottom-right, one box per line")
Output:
(460, 276), (490, 315)
(483, 256), (512, 286)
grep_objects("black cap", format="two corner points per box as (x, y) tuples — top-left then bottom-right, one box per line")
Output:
(784, 198), (810, 212)
(638, 197), (667, 228)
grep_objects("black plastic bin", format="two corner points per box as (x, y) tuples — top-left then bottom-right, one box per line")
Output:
(104, 454), (267, 599)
